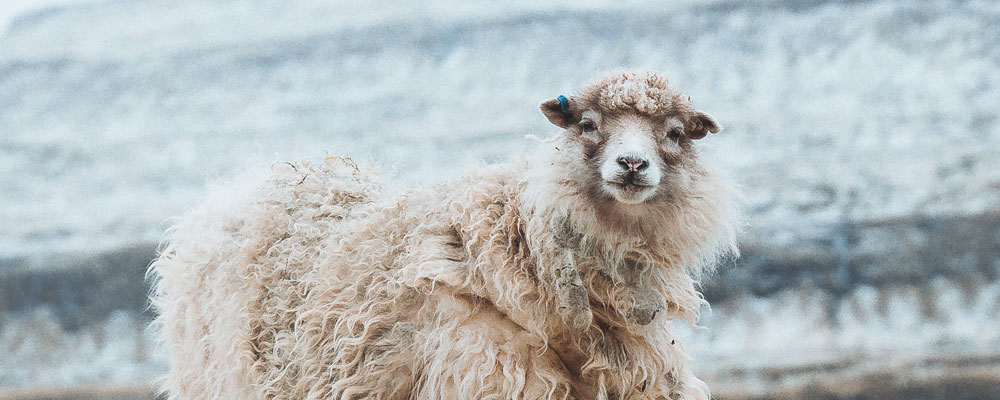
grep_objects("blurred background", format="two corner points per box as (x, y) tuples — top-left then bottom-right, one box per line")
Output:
(1, 0), (998, 399)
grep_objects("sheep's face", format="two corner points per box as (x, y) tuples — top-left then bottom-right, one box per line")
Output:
(540, 94), (720, 206)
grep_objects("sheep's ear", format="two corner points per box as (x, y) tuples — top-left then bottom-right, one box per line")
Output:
(685, 111), (722, 140)
(540, 95), (580, 129)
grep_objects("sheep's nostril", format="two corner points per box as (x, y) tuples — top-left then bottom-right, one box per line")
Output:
(617, 156), (649, 172)
(617, 157), (630, 170)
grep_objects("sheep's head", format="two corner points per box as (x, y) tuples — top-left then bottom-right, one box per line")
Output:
(540, 71), (721, 205)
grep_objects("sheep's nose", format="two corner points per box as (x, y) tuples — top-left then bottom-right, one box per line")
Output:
(617, 156), (649, 172)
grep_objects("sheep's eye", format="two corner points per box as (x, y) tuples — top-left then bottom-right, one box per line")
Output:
(579, 120), (598, 134)
(666, 127), (683, 141)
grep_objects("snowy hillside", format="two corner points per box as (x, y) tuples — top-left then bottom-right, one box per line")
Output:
(3, 0), (998, 258)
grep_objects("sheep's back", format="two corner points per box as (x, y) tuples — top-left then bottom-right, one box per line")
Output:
(149, 158), (385, 399)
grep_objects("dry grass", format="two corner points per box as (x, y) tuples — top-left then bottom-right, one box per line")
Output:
(713, 366), (1000, 400)
(0, 382), (160, 400)
(4, 368), (1000, 400)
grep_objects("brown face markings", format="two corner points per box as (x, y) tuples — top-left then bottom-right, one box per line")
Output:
(580, 135), (604, 162)
(583, 152), (610, 202)
(656, 134), (688, 165)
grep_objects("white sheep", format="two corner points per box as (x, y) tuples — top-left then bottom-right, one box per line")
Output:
(149, 71), (740, 399)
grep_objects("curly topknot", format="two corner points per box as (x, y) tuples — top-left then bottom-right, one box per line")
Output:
(577, 71), (693, 117)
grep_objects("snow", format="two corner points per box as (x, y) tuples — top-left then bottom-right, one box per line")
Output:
(3, 0), (998, 258)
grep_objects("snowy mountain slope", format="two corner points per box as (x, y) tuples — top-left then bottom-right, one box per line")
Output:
(2, 0), (998, 258)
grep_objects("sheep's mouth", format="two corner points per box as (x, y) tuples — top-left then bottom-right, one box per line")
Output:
(605, 181), (653, 192)
(601, 173), (660, 204)
(603, 180), (658, 205)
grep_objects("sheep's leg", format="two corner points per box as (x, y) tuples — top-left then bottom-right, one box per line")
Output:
(554, 252), (593, 329)
(596, 259), (667, 326)
(624, 283), (667, 326)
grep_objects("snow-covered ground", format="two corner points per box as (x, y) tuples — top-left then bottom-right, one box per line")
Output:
(2, 0), (999, 394)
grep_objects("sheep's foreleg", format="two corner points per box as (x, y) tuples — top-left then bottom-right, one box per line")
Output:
(596, 259), (667, 327)
(554, 252), (593, 329)
(624, 283), (667, 326)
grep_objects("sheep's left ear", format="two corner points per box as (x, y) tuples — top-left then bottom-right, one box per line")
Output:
(685, 111), (722, 140)
(540, 95), (580, 129)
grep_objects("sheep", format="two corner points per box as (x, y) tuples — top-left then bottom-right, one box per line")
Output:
(149, 71), (740, 399)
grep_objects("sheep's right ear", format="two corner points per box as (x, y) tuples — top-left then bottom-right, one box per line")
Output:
(540, 95), (580, 129)
(685, 111), (722, 140)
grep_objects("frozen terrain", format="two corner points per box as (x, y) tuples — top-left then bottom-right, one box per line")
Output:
(3, 0), (998, 258)
(1, 0), (998, 397)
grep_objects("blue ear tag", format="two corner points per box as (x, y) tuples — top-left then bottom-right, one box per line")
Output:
(557, 95), (569, 115)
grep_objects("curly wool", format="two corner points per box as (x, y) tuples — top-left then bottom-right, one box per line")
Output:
(149, 77), (740, 400)
(576, 71), (694, 118)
